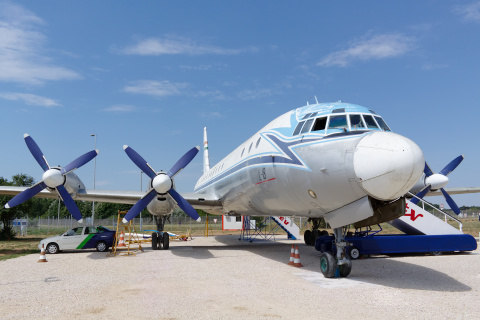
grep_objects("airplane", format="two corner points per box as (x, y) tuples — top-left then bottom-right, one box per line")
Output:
(1, 101), (479, 278)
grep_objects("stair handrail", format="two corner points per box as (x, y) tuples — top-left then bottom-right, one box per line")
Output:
(407, 192), (463, 232)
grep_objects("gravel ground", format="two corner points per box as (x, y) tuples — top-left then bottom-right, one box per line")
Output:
(0, 235), (479, 320)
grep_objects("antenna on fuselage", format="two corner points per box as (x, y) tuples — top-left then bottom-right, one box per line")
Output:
(203, 127), (210, 173)
(307, 96), (319, 105)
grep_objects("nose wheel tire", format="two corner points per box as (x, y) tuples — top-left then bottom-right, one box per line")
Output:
(320, 252), (337, 278)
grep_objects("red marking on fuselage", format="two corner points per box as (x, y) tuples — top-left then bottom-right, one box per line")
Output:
(255, 178), (276, 185)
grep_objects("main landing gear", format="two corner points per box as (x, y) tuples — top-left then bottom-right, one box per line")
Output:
(319, 226), (352, 278)
(304, 218), (329, 246)
(151, 216), (170, 250)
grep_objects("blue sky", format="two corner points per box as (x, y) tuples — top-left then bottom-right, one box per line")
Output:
(0, 1), (479, 208)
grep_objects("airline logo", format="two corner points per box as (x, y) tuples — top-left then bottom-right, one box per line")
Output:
(405, 202), (423, 221)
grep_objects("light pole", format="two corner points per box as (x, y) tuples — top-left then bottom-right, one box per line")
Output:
(140, 171), (143, 230)
(91, 134), (97, 225)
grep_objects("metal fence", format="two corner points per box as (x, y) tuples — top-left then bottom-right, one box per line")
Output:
(10, 215), (309, 237)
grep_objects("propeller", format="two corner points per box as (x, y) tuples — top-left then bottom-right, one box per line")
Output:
(4, 134), (99, 223)
(122, 145), (201, 224)
(410, 155), (464, 214)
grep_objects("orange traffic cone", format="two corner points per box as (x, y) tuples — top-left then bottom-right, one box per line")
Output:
(293, 245), (303, 268)
(117, 231), (126, 247)
(288, 244), (295, 266)
(37, 244), (47, 263)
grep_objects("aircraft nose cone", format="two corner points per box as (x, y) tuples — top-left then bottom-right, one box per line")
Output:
(353, 132), (424, 201)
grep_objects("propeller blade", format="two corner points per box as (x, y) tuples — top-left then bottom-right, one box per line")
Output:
(5, 181), (47, 209)
(439, 155), (464, 176)
(123, 146), (157, 179)
(168, 188), (201, 222)
(424, 162), (434, 177)
(123, 189), (157, 223)
(61, 150), (99, 174)
(57, 185), (83, 222)
(167, 146), (200, 178)
(410, 185), (431, 205)
(24, 134), (49, 172)
(440, 188), (460, 215)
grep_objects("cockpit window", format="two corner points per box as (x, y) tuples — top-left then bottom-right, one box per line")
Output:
(312, 117), (327, 132)
(293, 121), (305, 136)
(302, 113), (312, 120)
(300, 118), (314, 134)
(328, 115), (348, 130)
(363, 115), (379, 129)
(349, 114), (365, 130)
(374, 116), (391, 131)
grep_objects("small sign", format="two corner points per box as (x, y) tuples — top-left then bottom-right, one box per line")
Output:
(440, 204), (444, 210)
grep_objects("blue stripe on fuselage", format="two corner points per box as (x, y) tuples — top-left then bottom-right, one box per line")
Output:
(194, 131), (369, 192)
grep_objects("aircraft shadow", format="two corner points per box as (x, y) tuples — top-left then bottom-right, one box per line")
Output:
(168, 235), (472, 292)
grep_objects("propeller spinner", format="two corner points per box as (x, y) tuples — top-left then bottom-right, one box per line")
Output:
(4, 134), (99, 223)
(122, 145), (201, 224)
(410, 155), (464, 214)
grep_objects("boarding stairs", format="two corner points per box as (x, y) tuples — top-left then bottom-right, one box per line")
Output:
(271, 216), (300, 240)
(389, 195), (463, 235)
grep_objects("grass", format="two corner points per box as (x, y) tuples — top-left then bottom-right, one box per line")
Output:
(0, 236), (42, 261)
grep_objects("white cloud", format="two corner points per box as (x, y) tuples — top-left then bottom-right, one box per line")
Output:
(0, 2), (81, 85)
(0, 92), (61, 107)
(454, 1), (480, 22)
(123, 80), (188, 97)
(317, 33), (415, 67)
(117, 35), (257, 56)
(103, 104), (137, 112)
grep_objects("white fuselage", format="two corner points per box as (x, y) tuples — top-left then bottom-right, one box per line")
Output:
(193, 102), (424, 228)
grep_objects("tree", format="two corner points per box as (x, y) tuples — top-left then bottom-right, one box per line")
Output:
(0, 174), (36, 240)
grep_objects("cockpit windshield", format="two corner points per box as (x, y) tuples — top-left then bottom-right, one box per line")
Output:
(293, 112), (391, 136)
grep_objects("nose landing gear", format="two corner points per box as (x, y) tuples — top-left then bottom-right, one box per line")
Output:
(318, 226), (352, 278)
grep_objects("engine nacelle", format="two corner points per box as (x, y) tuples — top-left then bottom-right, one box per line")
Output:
(146, 195), (176, 216)
(45, 167), (85, 197)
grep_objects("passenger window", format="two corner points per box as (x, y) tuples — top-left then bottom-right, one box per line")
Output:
(374, 117), (391, 131)
(328, 115), (348, 130)
(293, 121), (305, 136)
(363, 115), (379, 129)
(312, 117), (327, 132)
(255, 137), (261, 148)
(300, 118), (314, 134)
(349, 114), (365, 130)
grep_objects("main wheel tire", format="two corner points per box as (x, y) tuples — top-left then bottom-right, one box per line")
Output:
(320, 252), (337, 278)
(348, 246), (361, 260)
(313, 229), (321, 241)
(162, 232), (170, 250)
(151, 232), (158, 250)
(339, 259), (352, 277)
(304, 230), (314, 246)
(46, 243), (59, 254)
(96, 241), (108, 252)
(320, 230), (329, 236)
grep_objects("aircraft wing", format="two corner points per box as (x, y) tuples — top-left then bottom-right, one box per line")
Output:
(0, 186), (223, 212)
(427, 187), (480, 196)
